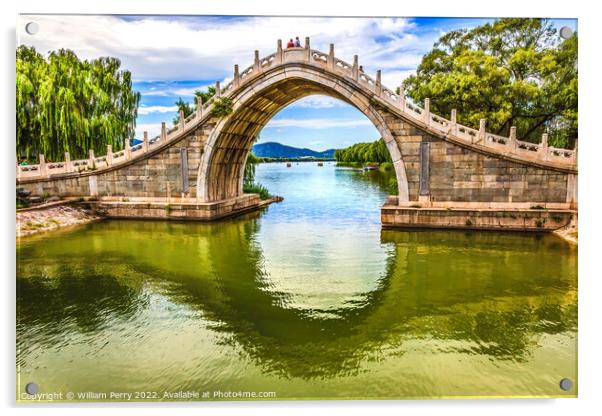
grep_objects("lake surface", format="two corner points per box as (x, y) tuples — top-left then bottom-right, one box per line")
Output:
(17, 162), (577, 401)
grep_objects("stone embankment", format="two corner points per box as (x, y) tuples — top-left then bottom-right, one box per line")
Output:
(17, 203), (100, 237)
(553, 217), (578, 244)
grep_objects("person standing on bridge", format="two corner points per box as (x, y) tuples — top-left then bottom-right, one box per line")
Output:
(287, 38), (295, 48)
(294, 36), (301, 47)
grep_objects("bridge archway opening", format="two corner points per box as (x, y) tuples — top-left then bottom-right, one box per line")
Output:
(197, 75), (410, 203)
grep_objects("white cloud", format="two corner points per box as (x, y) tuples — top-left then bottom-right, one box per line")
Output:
(381, 69), (416, 92)
(264, 118), (372, 129)
(137, 105), (178, 115)
(17, 15), (430, 90)
(134, 123), (163, 139)
(288, 95), (349, 109)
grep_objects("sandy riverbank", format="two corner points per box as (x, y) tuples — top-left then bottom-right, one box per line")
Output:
(17, 204), (101, 237)
(554, 226), (578, 245)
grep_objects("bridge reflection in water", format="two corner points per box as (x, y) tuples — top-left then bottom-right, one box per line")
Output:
(17, 216), (576, 399)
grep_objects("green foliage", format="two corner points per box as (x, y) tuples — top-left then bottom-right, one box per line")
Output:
(242, 151), (270, 200)
(172, 86), (216, 125)
(244, 152), (260, 185)
(16, 46), (140, 162)
(334, 138), (392, 164)
(380, 161), (393, 171)
(402, 18), (577, 148)
(211, 97), (233, 117)
(369, 97), (387, 111)
(195, 85), (216, 105)
(551, 214), (563, 223)
(172, 98), (194, 125)
(243, 182), (271, 200)
(388, 177), (398, 195)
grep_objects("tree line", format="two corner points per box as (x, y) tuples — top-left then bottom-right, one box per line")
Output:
(334, 138), (392, 164)
(16, 46), (140, 162)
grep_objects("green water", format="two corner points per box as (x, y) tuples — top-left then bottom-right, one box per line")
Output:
(17, 162), (577, 401)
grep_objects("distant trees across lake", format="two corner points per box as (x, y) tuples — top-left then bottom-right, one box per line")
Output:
(334, 138), (391, 165)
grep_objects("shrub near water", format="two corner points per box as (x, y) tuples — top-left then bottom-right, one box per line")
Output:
(243, 152), (271, 200)
(243, 182), (271, 200)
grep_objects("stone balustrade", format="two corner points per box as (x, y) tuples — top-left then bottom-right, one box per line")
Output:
(17, 38), (577, 181)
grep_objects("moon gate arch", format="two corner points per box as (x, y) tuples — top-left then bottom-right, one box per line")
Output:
(196, 65), (410, 203)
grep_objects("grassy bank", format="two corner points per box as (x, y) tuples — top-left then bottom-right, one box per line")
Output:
(243, 182), (271, 200)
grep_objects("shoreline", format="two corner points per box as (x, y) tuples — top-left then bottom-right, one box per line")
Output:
(17, 203), (101, 238)
(15, 196), (577, 245)
(553, 225), (578, 245)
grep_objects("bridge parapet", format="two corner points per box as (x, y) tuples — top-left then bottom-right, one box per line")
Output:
(17, 38), (577, 182)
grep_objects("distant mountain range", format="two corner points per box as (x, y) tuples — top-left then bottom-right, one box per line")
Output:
(252, 142), (336, 159)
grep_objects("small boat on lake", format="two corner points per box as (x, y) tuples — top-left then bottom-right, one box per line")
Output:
(317, 162), (323, 166)
(363, 165), (378, 171)
(286, 163), (292, 167)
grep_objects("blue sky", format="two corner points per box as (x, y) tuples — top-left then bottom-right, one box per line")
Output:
(18, 15), (577, 151)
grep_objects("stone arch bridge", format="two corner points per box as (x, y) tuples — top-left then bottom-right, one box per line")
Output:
(17, 39), (578, 230)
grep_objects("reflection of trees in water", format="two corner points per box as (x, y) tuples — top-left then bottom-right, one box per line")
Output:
(16, 219), (577, 379)
(335, 166), (395, 193)
(17, 259), (148, 366)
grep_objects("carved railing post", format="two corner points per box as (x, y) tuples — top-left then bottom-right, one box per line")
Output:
(540, 132), (549, 160)
(254, 50), (260, 72)
(450, 109), (457, 135)
(375, 70), (382, 96)
(276, 39), (283, 64)
(179, 111), (185, 131)
(573, 139), (578, 162)
(64, 152), (72, 173)
(327, 44), (335, 70)
(161, 122), (167, 142)
(39, 154), (47, 177)
(478, 119), (486, 143)
(88, 149), (95, 169)
(196, 96), (203, 118)
(509, 126), (518, 151)
(106, 145), (113, 166)
(423, 98), (430, 125)
(352, 55), (359, 80)
(143, 131), (149, 151)
(124, 137), (131, 159)
(215, 81), (221, 98)
(398, 84), (405, 111)
(233, 64), (240, 88)
(304, 37), (310, 61)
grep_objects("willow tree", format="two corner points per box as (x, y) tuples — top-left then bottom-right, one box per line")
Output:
(16, 46), (140, 162)
(402, 18), (577, 148)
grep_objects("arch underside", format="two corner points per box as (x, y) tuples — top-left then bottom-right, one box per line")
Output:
(201, 75), (408, 202)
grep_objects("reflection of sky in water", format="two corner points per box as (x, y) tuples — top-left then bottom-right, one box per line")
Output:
(254, 163), (393, 314)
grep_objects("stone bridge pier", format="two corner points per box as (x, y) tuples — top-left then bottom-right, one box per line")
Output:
(16, 39), (578, 231)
